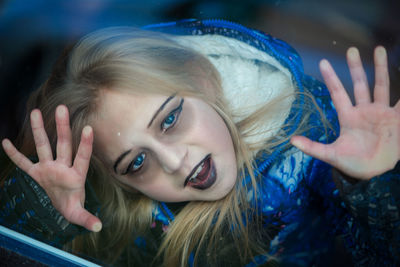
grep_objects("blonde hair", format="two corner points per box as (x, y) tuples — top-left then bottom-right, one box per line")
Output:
(12, 27), (327, 266)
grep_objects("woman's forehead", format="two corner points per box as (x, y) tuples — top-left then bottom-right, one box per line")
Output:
(93, 90), (166, 130)
(90, 90), (152, 164)
(90, 90), (170, 155)
(99, 89), (165, 107)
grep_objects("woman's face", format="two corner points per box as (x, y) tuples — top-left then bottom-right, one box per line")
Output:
(91, 90), (237, 202)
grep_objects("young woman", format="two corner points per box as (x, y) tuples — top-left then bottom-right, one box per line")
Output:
(1, 19), (399, 266)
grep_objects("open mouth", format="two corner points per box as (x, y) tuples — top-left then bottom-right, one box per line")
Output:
(184, 154), (216, 190)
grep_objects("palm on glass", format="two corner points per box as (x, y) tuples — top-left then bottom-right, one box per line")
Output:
(291, 46), (400, 180)
(2, 105), (102, 232)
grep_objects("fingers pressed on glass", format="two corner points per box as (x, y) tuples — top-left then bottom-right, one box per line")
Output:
(319, 59), (352, 117)
(30, 109), (53, 162)
(73, 126), (93, 177)
(82, 210), (102, 232)
(69, 207), (102, 232)
(56, 105), (73, 166)
(347, 47), (371, 105)
(373, 46), (390, 105)
(2, 139), (34, 174)
(291, 136), (335, 166)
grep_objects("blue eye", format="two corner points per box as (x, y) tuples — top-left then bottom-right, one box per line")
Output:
(161, 99), (184, 132)
(162, 113), (176, 129)
(128, 152), (146, 173)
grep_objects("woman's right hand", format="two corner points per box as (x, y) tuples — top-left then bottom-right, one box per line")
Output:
(2, 105), (102, 232)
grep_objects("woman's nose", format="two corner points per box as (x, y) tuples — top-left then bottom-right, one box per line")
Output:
(154, 142), (187, 174)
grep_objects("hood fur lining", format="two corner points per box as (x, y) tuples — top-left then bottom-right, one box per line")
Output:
(174, 34), (295, 145)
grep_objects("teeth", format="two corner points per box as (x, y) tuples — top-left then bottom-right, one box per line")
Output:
(189, 161), (205, 182)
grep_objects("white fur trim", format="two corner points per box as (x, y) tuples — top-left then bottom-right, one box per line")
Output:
(174, 35), (295, 145)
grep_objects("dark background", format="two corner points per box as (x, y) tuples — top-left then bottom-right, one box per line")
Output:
(1, 0), (399, 142)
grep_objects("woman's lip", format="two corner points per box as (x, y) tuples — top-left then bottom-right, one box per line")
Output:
(184, 154), (211, 187)
(189, 158), (216, 190)
(184, 155), (217, 190)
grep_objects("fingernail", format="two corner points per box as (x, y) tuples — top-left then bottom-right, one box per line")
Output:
(2, 139), (11, 150)
(347, 47), (359, 60)
(57, 105), (66, 117)
(376, 46), (386, 58)
(83, 126), (92, 137)
(31, 110), (40, 121)
(92, 222), (102, 232)
(320, 59), (329, 70)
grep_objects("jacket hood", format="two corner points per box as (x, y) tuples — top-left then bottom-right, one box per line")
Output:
(144, 19), (304, 147)
(174, 34), (295, 145)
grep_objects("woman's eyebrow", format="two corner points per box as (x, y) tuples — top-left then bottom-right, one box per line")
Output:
(147, 94), (175, 128)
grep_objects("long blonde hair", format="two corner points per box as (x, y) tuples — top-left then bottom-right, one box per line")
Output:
(12, 27), (325, 266)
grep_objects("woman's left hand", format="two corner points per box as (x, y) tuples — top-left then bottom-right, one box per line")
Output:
(291, 46), (400, 180)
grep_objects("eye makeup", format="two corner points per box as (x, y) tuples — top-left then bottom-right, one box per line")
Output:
(161, 98), (184, 132)
(124, 152), (146, 175)
(122, 97), (185, 176)
(147, 94), (176, 128)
